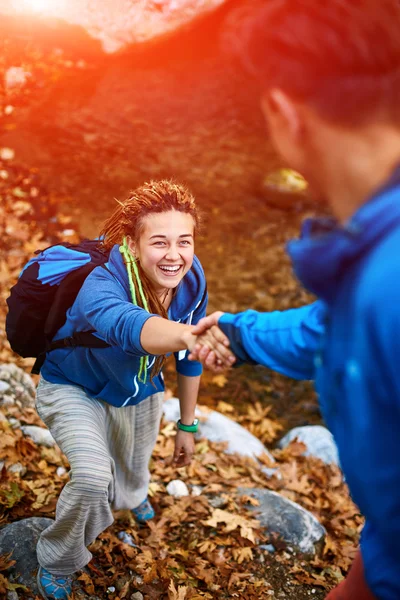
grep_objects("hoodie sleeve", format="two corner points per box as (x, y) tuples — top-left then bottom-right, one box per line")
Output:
(218, 301), (326, 380)
(174, 288), (208, 377)
(74, 265), (158, 357)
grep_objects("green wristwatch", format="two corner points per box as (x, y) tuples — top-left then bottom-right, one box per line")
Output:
(177, 418), (199, 433)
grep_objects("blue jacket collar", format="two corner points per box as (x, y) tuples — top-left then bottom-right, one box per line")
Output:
(287, 164), (400, 303)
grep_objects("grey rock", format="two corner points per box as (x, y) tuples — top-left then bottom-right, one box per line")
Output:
(163, 397), (274, 461)
(21, 426), (56, 448)
(238, 488), (326, 557)
(0, 380), (11, 394)
(0, 517), (54, 595)
(8, 462), (27, 476)
(0, 364), (36, 408)
(131, 593), (144, 600)
(7, 591), (19, 600)
(278, 426), (340, 466)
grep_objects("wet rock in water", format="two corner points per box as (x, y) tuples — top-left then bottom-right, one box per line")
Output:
(278, 425), (340, 466)
(0, 517), (54, 595)
(163, 397), (275, 461)
(21, 425), (56, 447)
(0, 364), (36, 408)
(238, 487), (326, 557)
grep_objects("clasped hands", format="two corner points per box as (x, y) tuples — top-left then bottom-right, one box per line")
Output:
(187, 311), (235, 372)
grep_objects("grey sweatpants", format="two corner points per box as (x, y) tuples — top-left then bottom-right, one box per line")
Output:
(35, 377), (163, 575)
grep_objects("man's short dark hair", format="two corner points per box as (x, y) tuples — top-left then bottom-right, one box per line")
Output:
(235, 0), (400, 125)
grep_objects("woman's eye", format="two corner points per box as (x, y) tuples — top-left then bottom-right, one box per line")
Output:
(153, 242), (166, 246)
(180, 240), (190, 246)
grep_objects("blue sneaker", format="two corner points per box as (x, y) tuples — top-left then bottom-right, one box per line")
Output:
(37, 565), (73, 599)
(131, 497), (155, 523)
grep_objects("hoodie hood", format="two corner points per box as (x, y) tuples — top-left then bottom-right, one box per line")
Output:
(287, 165), (400, 304)
(106, 245), (206, 322)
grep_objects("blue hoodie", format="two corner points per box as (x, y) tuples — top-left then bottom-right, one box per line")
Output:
(41, 245), (207, 407)
(219, 166), (400, 599)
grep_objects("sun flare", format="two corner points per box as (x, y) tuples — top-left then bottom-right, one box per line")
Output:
(12, 0), (66, 14)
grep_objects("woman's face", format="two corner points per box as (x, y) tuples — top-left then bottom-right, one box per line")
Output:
(129, 210), (195, 295)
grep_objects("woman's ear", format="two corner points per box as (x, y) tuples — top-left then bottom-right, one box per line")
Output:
(127, 237), (136, 257)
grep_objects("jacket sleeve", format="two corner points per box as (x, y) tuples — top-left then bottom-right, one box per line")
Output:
(351, 279), (400, 597)
(174, 288), (208, 377)
(218, 300), (326, 380)
(74, 266), (158, 357)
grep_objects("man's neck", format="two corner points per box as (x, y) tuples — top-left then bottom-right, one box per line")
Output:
(324, 126), (400, 223)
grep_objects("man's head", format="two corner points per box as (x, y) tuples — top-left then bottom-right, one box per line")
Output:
(237, 0), (400, 209)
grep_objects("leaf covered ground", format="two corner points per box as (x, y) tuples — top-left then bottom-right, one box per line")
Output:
(0, 19), (362, 600)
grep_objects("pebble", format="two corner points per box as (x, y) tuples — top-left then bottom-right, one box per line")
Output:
(117, 531), (139, 548)
(130, 593), (144, 600)
(56, 467), (67, 477)
(191, 485), (203, 496)
(0, 381), (11, 394)
(166, 479), (189, 497)
(8, 462), (27, 476)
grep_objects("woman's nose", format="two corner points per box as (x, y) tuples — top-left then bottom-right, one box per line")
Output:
(165, 246), (180, 261)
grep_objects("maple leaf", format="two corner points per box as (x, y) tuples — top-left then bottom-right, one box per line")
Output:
(231, 547), (253, 564)
(211, 374), (228, 388)
(77, 572), (95, 595)
(202, 509), (259, 543)
(168, 579), (188, 600)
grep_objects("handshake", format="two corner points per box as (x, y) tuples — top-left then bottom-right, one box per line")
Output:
(187, 311), (236, 373)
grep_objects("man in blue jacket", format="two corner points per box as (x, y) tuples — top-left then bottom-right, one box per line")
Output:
(190, 1), (400, 598)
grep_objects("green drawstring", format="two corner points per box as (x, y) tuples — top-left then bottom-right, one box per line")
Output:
(120, 238), (149, 384)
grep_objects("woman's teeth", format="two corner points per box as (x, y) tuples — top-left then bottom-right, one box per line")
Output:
(158, 265), (182, 274)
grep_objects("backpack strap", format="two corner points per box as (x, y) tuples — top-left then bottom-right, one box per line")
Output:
(31, 331), (110, 375)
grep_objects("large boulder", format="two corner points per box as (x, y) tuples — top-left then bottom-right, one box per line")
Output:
(0, 517), (53, 595)
(163, 397), (274, 461)
(238, 487), (326, 557)
(278, 425), (340, 466)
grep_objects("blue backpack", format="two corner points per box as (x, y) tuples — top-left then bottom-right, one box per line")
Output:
(6, 239), (110, 374)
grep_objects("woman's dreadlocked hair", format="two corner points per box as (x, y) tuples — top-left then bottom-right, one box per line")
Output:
(99, 180), (200, 383)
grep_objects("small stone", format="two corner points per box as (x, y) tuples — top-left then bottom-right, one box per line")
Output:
(107, 587), (116, 593)
(130, 593), (144, 600)
(56, 467), (67, 477)
(191, 485), (203, 496)
(260, 544), (276, 553)
(7, 591), (19, 600)
(0, 381), (11, 394)
(208, 495), (228, 509)
(166, 479), (189, 497)
(117, 531), (138, 548)
(21, 426), (56, 448)
(8, 462), (26, 476)
(8, 418), (21, 429)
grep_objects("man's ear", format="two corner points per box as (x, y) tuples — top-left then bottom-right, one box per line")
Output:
(261, 88), (302, 140)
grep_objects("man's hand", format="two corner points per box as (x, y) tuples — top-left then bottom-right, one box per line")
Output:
(173, 430), (195, 467)
(188, 312), (236, 371)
